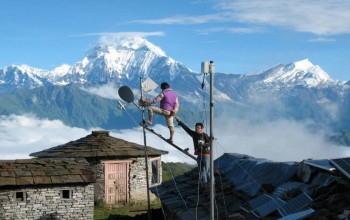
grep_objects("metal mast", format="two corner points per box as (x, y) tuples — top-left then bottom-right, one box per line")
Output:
(201, 60), (215, 219)
(140, 77), (151, 219)
(209, 61), (215, 220)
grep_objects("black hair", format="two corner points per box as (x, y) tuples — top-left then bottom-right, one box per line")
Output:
(161, 82), (170, 90)
(195, 122), (204, 128)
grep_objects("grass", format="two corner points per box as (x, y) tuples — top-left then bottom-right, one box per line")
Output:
(94, 200), (162, 220)
(162, 161), (195, 182)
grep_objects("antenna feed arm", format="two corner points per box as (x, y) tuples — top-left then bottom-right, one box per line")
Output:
(132, 101), (144, 111)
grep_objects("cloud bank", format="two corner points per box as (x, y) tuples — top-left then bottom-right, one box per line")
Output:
(214, 117), (350, 161)
(0, 115), (90, 159)
(1, 114), (349, 164)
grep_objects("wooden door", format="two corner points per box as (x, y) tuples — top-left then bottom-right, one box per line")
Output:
(105, 162), (128, 204)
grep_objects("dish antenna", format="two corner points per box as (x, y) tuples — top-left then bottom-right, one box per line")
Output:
(117, 85), (143, 110)
(118, 85), (135, 103)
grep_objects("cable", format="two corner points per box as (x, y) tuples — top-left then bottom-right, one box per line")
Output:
(123, 108), (142, 128)
(201, 74), (208, 129)
(159, 141), (196, 218)
(215, 157), (228, 219)
(125, 108), (197, 218)
(151, 173), (167, 220)
(195, 147), (203, 220)
(215, 140), (268, 194)
(150, 118), (196, 219)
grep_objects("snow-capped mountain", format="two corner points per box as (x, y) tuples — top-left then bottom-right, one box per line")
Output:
(0, 38), (345, 94)
(56, 37), (192, 86)
(0, 37), (349, 137)
(255, 59), (334, 88)
(0, 65), (53, 93)
(0, 37), (194, 91)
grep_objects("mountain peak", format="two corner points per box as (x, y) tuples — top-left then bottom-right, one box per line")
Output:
(93, 37), (166, 57)
(62, 37), (185, 85)
(118, 37), (166, 56)
(292, 59), (314, 70)
(261, 59), (333, 87)
(289, 59), (331, 82)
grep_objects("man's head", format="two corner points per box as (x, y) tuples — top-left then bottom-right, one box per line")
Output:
(195, 122), (204, 134)
(161, 82), (170, 90)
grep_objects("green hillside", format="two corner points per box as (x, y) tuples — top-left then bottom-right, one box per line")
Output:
(162, 162), (195, 182)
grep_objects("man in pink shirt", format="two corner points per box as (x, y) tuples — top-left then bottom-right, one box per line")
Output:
(140, 82), (179, 142)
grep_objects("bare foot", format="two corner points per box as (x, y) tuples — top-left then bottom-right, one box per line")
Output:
(146, 120), (152, 125)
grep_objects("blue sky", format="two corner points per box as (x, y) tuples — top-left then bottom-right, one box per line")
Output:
(1, 0), (350, 80)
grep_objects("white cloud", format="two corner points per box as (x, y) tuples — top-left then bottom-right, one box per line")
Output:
(77, 32), (165, 47)
(0, 114), (90, 159)
(129, 14), (228, 25)
(0, 114), (196, 164)
(215, 0), (350, 35)
(308, 37), (336, 42)
(82, 84), (120, 100)
(1, 114), (349, 165)
(214, 117), (350, 162)
(129, 0), (350, 36)
(97, 32), (165, 45)
(197, 26), (264, 35)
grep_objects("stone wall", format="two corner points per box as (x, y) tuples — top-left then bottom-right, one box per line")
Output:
(129, 157), (159, 202)
(87, 159), (104, 202)
(0, 184), (94, 220)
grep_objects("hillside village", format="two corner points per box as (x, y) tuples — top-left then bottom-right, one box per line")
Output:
(0, 130), (350, 219)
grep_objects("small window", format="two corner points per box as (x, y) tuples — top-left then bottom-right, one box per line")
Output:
(14, 191), (26, 201)
(61, 190), (73, 199)
(151, 158), (161, 184)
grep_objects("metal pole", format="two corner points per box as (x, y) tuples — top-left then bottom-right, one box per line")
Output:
(209, 61), (215, 220)
(140, 77), (151, 219)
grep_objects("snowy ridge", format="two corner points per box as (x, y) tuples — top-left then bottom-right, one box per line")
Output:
(51, 64), (71, 78)
(11, 65), (50, 78)
(0, 38), (345, 92)
(0, 65), (51, 87)
(262, 59), (333, 87)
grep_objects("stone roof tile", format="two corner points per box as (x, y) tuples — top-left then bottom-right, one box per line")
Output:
(0, 158), (95, 187)
(29, 130), (167, 158)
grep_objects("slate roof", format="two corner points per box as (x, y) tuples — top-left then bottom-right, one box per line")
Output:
(30, 130), (168, 158)
(151, 153), (350, 219)
(0, 158), (95, 188)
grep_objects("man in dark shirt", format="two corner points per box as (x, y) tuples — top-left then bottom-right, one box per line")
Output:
(176, 117), (211, 186)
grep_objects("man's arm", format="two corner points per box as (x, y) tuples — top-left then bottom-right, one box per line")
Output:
(176, 118), (195, 137)
(141, 92), (164, 106)
(172, 97), (179, 114)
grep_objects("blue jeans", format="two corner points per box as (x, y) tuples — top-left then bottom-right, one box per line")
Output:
(197, 154), (210, 184)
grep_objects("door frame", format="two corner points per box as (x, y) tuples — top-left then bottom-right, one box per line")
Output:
(102, 160), (131, 204)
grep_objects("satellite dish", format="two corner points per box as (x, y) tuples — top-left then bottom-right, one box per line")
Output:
(118, 86), (134, 103)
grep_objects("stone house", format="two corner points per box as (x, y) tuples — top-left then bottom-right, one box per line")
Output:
(30, 130), (168, 205)
(0, 158), (95, 220)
